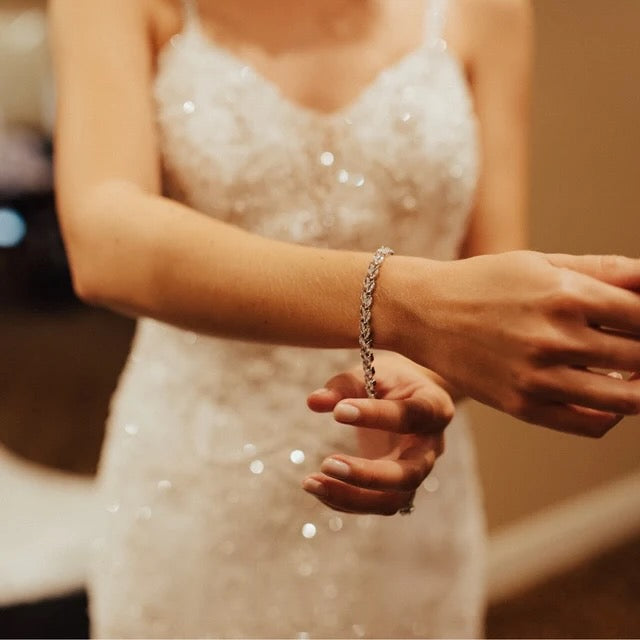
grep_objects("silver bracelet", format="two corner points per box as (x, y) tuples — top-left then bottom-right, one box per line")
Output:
(359, 246), (394, 398)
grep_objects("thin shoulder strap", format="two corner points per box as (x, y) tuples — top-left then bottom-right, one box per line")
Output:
(425, 0), (449, 47)
(180, 0), (200, 31)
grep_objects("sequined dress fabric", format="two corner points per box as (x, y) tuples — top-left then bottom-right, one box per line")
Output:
(90, 1), (486, 637)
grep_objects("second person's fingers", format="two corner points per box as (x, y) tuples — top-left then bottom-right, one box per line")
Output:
(307, 371), (364, 413)
(302, 473), (415, 516)
(318, 446), (438, 492)
(332, 394), (453, 434)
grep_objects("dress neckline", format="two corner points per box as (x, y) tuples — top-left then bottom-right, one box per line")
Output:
(161, 0), (451, 122)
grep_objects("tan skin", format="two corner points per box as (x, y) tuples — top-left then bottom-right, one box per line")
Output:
(51, 0), (640, 515)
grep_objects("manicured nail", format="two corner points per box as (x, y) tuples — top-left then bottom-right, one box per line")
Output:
(302, 477), (328, 497)
(334, 402), (360, 423)
(321, 458), (351, 480)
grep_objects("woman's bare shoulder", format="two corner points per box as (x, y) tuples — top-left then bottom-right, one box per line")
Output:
(457, 0), (532, 23)
(454, 0), (533, 44)
(49, 0), (182, 55)
(449, 0), (532, 72)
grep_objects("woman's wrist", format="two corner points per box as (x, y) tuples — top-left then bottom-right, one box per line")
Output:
(372, 254), (445, 367)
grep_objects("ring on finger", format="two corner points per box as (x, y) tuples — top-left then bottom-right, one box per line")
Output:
(398, 491), (416, 516)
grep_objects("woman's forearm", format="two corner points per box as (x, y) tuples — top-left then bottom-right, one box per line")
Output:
(59, 179), (640, 434)
(61, 179), (432, 353)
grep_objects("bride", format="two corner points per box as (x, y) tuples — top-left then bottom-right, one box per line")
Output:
(50, 0), (640, 637)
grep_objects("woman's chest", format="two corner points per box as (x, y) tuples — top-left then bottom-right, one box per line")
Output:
(153, 30), (479, 256)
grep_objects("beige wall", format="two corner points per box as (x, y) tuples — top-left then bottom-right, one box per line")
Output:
(0, 0), (50, 130)
(473, 0), (640, 531)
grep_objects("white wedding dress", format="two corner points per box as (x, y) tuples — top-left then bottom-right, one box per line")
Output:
(89, 0), (486, 637)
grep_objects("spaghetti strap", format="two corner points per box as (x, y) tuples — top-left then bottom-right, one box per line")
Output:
(180, 0), (199, 31)
(425, 0), (449, 47)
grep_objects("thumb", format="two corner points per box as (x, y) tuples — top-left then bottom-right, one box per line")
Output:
(307, 371), (364, 413)
(546, 254), (640, 290)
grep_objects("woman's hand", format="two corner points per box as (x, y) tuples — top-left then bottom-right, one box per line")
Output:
(392, 251), (640, 437)
(51, 2), (640, 440)
(302, 354), (452, 515)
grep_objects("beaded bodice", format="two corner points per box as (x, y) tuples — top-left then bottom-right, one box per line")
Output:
(154, 0), (479, 260)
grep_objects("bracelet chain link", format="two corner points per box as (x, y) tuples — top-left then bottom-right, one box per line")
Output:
(359, 246), (394, 398)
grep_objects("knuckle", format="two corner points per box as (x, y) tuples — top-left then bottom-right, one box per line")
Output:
(374, 402), (389, 424)
(562, 341), (589, 361)
(524, 336), (553, 364)
(525, 333), (566, 364)
(619, 391), (640, 415)
(598, 254), (626, 278)
(358, 469), (377, 490)
(411, 399), (452, 432)
(400, 466), (424, 492)
(511, 367), (548, 396)
(439, 399), (455, 425)
(325, 372), (357, 395)
(397, 404), (416, 434)
(407, 400), (428, 429)
(510, 366), (530, 394)
(502, 392), (533, 421)
(544, 271), (584, 316)
(526, 330), (587, 366)
(555, 269), (582, 301)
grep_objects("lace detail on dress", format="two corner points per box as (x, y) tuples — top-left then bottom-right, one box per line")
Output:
(89, 1), (487, 638)
(155, 0), (477, 258)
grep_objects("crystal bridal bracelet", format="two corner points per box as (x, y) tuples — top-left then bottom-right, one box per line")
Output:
(359, 246), (394, 399)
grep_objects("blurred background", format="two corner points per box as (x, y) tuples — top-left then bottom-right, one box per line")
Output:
(0, 0), (639, 637)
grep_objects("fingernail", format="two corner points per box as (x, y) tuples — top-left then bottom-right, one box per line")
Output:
(321, 458), (351, 479)
(334, 402), (360, 423)
(310, 387), (330, 396)
(302, 478), (328, 497)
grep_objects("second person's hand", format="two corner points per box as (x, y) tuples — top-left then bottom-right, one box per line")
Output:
(302, 353), (451, 515)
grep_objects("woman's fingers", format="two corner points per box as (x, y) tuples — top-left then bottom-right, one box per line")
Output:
(306, 371), (364, 413)
(320, 436), (444, 492)
(321, 453), (432, 492)
(568, 327), (640, 372)
(302, 473), (416, 516)
(525, 366), (640, 416)
(546, 254), (640, 290)
(519, 401), (621, 437)
(520, 369), (625, 437)
(307, 387), (343, 413)
(331, 391), (453, 434)
(308, 371), (454, 435)
(302, 435), (442, 513)
(576, 274), (640, 335)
